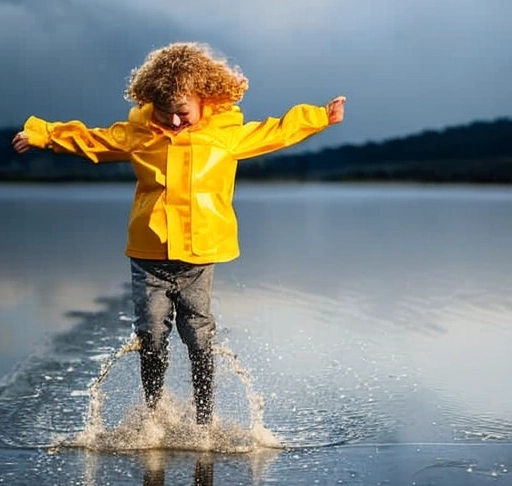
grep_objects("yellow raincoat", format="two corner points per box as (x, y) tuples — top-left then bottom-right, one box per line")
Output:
(23, 103), (329, 263)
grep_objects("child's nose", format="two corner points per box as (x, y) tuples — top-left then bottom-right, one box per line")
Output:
(171, 113), (181, 127)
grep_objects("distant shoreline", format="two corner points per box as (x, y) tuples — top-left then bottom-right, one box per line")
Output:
(2, 116), (511, 184)
(1, 173), (512, 185)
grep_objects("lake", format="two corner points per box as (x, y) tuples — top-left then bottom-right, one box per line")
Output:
(1, 182), (512, 485)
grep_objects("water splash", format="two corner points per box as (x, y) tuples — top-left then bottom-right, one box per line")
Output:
(68, 335), (280, 454)
(212, 343), (266, 431)
(86, 332), (141, 431)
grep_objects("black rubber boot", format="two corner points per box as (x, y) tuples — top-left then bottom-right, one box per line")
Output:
(139, 333), (169, 409)
(189, 349), (214, 425)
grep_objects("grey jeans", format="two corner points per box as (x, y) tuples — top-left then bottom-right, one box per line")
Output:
(130, 258), (216, 355)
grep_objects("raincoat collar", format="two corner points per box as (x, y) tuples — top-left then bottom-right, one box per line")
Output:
(128, 103), (244, 131)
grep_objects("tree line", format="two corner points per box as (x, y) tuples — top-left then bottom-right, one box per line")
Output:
(1, 117), (511, 183)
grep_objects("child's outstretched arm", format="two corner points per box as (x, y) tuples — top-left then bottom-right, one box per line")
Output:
(11, 117), (147, 163)
(226, 95), (347, 160)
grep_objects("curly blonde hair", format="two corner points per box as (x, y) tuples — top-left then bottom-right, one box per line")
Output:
(125, 42), (248, 113)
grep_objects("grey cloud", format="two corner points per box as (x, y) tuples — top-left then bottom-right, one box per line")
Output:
(1, 0), (511, 150)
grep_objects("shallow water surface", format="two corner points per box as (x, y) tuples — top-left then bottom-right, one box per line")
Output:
(1, 182), (512, 484)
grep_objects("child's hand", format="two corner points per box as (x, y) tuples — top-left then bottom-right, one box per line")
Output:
(326, 96), (346, 125)
(12, 132), (31, 154)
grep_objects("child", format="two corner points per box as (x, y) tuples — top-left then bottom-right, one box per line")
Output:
(12, 42), (346, 425)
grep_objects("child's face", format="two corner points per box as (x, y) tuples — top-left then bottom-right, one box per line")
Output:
(152, 94), (202, 131)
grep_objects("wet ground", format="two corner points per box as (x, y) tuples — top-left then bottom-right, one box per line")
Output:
(1, 183), (512, 484)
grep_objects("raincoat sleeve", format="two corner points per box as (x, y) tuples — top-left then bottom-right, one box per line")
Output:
(226, 104), (329, 160)
(23, 116), (146, 163)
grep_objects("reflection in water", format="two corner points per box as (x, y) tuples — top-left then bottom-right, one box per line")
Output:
(79, 448), (280, 486)
(141, 452), (213, 486)
(137, 449), (280, 486)
(141, 450), (166, 486)
(193, 455), (214, 486)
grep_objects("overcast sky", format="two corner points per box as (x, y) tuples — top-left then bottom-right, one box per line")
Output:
(1, 0), (511, 151)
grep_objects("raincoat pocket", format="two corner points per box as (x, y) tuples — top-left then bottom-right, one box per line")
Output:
(190, 191), (238, 257)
